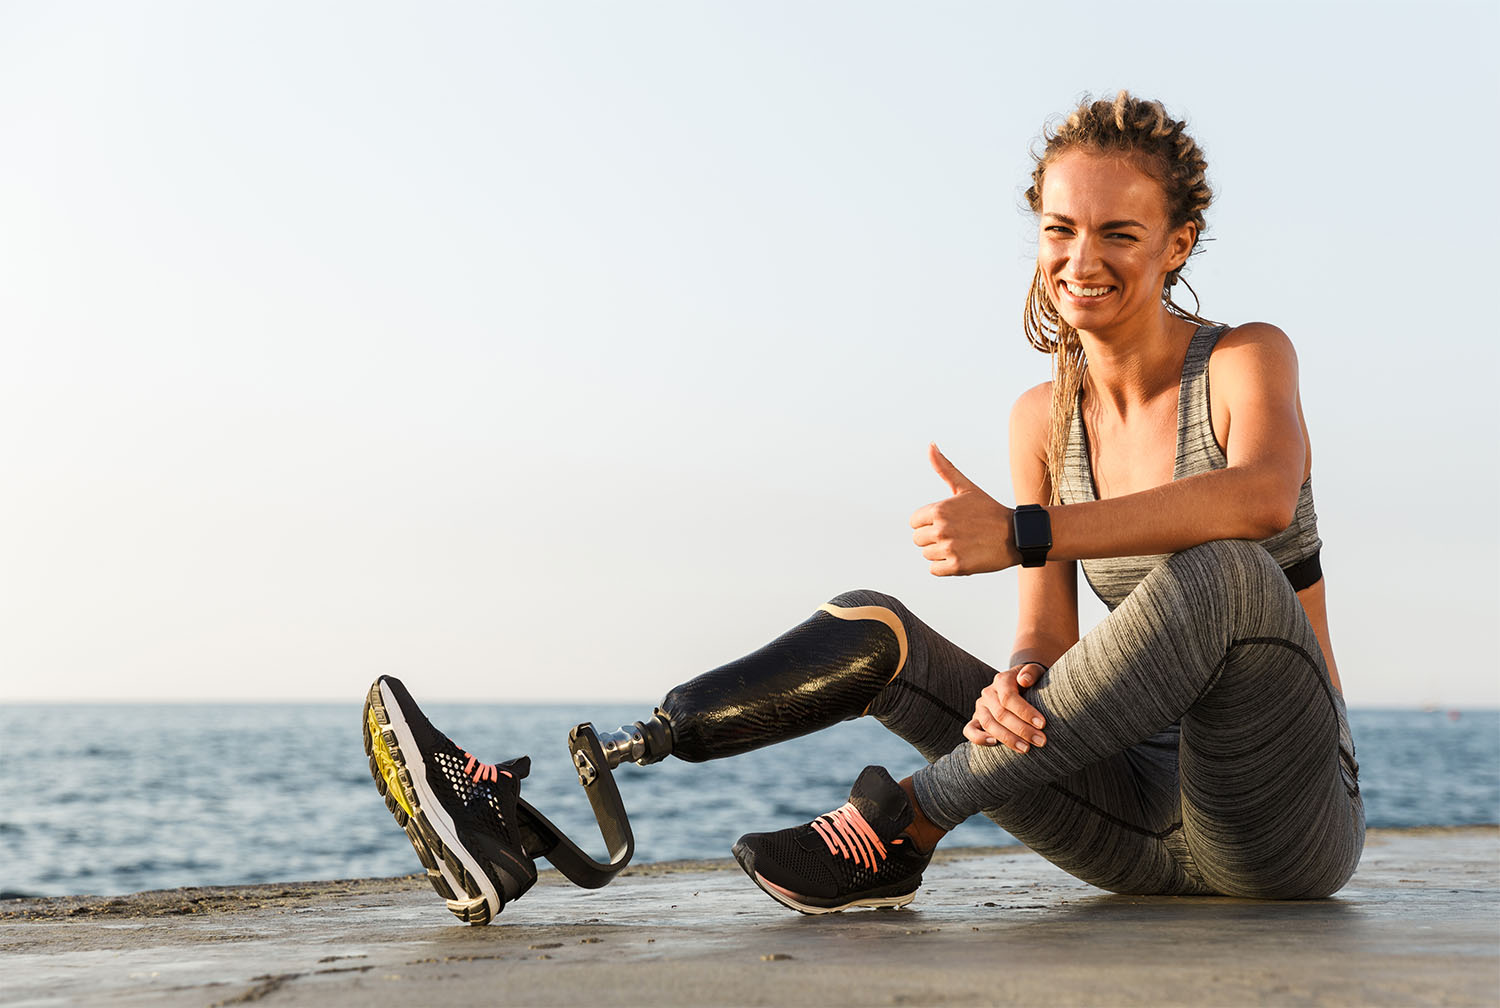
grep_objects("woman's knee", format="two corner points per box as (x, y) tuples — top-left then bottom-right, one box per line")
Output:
(828, 587), (908, 615)
(1159, 540), (1293, 612)
(1169, 539), (1282, 582)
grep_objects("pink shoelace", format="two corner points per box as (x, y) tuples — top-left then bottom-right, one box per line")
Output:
(463, 751), (512, 784)
(810, 803), (888, 870)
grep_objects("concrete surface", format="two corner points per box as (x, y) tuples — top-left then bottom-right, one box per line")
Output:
(2, 827), (1497, 1007)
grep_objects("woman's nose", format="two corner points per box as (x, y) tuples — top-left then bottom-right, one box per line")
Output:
(1072, 233), (1102, 274)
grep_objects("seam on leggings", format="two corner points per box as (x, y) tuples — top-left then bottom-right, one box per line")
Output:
(1228, 635), (1341, 713)
(885, 677), (970, 725)
(1227, 635), (1359, 799)
(1044, 782), (1183, 840)
(1227, 635), (1352, 745)
(1042, 637), (1337, 839)
(1185, 652), (1232, 712)
(1038, 652), (1229, 838)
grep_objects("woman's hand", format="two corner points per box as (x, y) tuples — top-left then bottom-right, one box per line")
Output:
(964, 663), (1048, 751)
(910, 443), (1017, 575)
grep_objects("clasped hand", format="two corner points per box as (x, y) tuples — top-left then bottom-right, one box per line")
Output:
(909, 443), (1017, 576)
(964, 663), (1048, 751)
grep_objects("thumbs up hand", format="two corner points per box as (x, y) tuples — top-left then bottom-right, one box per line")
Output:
(910, 443), (1017, 576)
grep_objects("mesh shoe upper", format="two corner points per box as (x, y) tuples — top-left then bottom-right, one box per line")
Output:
(735, 765), (932, 910)
(373, 675), (537, 914)
(424, 744), (532, 859)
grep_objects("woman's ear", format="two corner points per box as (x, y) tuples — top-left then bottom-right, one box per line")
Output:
(1168, 223), (1197, 272)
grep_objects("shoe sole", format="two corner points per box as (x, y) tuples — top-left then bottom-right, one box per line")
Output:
(731, 841), (918, 915)
(363, 679), (516, 925)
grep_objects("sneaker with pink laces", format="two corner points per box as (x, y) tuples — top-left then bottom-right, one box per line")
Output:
(732, 765), (932, 914)
(363, 675), (536, 925)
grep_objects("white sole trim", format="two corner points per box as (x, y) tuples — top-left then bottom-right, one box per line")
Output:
(379, 680), (501, 917)
(755, 872), (915, 915)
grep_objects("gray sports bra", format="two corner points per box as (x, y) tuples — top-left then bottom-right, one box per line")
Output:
(1057, 324), (1324, 611)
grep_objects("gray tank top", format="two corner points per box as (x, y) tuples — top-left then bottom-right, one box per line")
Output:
(1057, 324), (1323, 610)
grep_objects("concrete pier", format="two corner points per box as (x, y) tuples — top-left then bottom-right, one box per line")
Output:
(3, 826), (1496, 1007)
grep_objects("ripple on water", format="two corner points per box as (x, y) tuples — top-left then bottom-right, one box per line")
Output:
(1, 704), (1494, 896)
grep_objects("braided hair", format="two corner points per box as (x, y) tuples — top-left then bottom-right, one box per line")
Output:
(1021, 92), (1218, 503)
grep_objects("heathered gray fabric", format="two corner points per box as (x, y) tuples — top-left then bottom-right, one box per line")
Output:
(715, 326), (1357, 898)
(1058, 324), (1324, 610)
(860, 539), (1363, 899)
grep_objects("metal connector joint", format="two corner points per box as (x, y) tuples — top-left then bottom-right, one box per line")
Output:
(593, 712), (674, 768)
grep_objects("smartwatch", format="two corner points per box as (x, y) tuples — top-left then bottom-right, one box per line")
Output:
(1012, 504), (1052, 568)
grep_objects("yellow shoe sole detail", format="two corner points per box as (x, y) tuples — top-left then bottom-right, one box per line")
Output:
(368, 704), (415, 818)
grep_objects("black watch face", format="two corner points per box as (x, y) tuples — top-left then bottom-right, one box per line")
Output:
(1014, 508), (1052, 548)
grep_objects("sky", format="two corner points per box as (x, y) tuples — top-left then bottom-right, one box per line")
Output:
(1, 1), (1496, 709)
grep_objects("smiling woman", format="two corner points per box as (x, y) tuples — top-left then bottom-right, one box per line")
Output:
(362, 91), (1366, 924)
(1022, 94), (1218, 501)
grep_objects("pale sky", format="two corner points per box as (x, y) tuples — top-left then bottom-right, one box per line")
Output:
(2, 1), (1496, 709)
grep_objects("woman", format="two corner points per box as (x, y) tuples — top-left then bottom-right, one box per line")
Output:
(364, 92), (1363, 923)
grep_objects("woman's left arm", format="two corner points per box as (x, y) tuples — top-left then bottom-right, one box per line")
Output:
(913, 323), (1309, 574)
(1050, 322), (1307, 562)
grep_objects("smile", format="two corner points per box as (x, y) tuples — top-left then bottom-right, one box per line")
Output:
(1062, 280), (1113, 298)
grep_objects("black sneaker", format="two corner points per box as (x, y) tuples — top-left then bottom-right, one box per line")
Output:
(732, 765), (932, 914)
(362, 676), (537, 925)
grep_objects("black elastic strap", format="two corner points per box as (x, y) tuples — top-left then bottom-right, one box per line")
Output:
(1283, 550), (1323, 591)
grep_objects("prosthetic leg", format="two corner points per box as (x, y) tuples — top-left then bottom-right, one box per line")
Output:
(366, 597), (909, 921)
(559, 598), (907, 889)
(587, 599), (908, 768)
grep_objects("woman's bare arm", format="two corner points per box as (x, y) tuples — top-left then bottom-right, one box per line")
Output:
(963, 382), (1077, 751)
(1049, 323), (1305, 560)
(912, 324), (1309, 574)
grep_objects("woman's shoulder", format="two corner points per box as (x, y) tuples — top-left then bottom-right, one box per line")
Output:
(1008, 381), (1054, 456)
(1010, 381), (1053, 426)
(1212, 321), (1296, 355)
(1206, 322), (1302, 400)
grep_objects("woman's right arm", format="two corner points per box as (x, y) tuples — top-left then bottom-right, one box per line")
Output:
(963, 383), (1080, 751)
(1008, 382), (1080, 669)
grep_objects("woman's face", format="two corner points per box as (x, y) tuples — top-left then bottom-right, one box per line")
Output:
(1037, 150), (1195, 337)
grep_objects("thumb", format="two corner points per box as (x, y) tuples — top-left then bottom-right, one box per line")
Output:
(929, 442), (977, 495)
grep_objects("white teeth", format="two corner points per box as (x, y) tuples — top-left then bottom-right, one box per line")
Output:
(1064, 281), (1110, 297)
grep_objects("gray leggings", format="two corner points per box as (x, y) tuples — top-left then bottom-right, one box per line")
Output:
(860, 539), (1363, 899)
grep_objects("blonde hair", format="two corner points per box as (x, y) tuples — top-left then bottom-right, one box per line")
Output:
(1022, 91), (1219, 503)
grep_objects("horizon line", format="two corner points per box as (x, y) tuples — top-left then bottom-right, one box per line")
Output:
(1, 697), (1495, 713)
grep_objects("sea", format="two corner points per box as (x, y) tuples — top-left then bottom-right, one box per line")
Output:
(2, 703), (1496, 899)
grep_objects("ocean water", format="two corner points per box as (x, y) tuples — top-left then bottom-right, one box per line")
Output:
(1, 703), (1495, 899)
